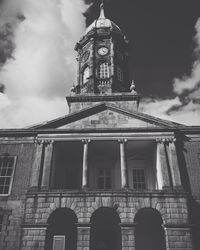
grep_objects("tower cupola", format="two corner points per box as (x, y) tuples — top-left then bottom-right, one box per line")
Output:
(74, 1), (130, 95)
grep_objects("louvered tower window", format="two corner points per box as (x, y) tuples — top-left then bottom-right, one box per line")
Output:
(98, 63), (110, 79)
(82, 66), (90, 85)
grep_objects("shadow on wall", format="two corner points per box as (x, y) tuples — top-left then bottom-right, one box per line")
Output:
(176, 132), (200, 250)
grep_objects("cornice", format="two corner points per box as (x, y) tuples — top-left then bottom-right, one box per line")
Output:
(66, 93), (141, 104)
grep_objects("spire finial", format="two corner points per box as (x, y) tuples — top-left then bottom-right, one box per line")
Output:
(99, 0), (105, 19)
(130, 80), (138, 94)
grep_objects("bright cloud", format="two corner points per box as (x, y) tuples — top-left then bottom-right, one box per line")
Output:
(0, 0), (87, 128)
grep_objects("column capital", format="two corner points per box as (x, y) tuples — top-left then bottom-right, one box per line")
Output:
(118, 138), (128, 144)
(156, 138), (176, 143)
(82, 139), (91, 144)
(34, 139), (54, 146)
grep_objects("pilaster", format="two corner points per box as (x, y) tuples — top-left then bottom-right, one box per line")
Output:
(168, 140), (183, 189)
(121, 223), (135, 250)
(76, 223), (91, 250)
(30, 141), (44, 189)
(41, 140), (54, 190)
(156, 139), (172, 190)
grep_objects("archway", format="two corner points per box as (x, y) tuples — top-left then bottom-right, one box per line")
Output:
(45, 208), (77, 250)
(90, 207), (122, 250)
(134, 208), (166, 250)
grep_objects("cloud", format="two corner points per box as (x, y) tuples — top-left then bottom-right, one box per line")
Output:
(0, 0), (88, 128)
(142, 17), (200, 126)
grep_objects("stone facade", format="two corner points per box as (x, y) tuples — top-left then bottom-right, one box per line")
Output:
(0, 2), (200, 250)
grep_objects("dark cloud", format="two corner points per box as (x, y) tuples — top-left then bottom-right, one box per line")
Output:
(0, 23), (15, 65)
(17, 13), (26, 22)
(0, 83), (5, 93)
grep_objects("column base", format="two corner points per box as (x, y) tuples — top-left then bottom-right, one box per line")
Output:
(121, 186), (129, 191)
(81, 186), (89, 191)
(28, 186), (39, 192)
(40, 186), (49, 191)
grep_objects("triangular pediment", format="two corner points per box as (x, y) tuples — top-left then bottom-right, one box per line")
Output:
(31, 103), (181, 130)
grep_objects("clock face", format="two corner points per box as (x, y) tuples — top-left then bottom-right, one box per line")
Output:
(98, 47), (109, 56)
(81, 51), (90, 62)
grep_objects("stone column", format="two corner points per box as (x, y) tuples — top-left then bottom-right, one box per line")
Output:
(41, 140), (54, 190)
(168, 140), (183, 189)
(156, 140), (172, 190)
(119, 139), (128, 189)
(121, 223), (135, 250)
(30, 141), (44, 189)
(76, 223), (91, 250)
(82, 140), (90, 189)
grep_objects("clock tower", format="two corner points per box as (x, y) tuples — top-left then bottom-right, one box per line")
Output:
(67, 1), (140, 113)
(74, 1), (130, 94)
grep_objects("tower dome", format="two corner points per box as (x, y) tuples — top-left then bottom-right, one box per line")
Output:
(85, 1), (122, 35)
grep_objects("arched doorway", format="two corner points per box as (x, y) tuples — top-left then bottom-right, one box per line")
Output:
(134, 208), (166, 250)
(45, 208), (77, 250)
(90, 207), (122, 250)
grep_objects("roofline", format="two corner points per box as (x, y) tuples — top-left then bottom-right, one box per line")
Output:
(29, 103), (185, 130)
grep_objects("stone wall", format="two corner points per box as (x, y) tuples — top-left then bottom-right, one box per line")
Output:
(21, 192), (193, 250)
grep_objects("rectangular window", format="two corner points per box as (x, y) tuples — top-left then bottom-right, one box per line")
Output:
(132, 169), (146, 191)
(0, 156), (16, 195)
(53, 235), (65, 250)
(97, 168), (111, 189)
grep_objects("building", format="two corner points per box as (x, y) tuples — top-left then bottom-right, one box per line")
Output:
(0, 2), (200, 250)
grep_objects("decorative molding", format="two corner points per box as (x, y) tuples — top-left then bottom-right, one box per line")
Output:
(75, 223), (92, 228)
(164, 223), (194, 229)
(66, 93), (140, 104)
(119, 223), (136, 228)
(21, 224), (48, 229)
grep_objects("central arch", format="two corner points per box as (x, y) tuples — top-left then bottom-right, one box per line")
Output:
(134, 208), (166, 250)
(90, 207), (122, 250)
(45, 208), (77, 250)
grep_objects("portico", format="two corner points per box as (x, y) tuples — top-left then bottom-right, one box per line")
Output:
(30, 132), (182, 192)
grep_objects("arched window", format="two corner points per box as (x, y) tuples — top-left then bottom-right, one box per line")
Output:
(134, 208), (166, 250)
(45, 208), (77, 250)
(82, 66), (90, 85)
(98, 63), (110, 79)
(117, 67), (123, 82)
(90, 207), (122, 250)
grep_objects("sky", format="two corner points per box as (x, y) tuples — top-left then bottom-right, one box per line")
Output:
(0, 0), (200, 128)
